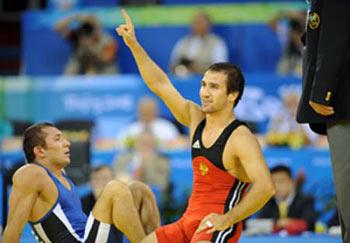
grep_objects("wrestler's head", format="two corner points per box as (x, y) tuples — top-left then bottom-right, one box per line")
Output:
(200, 63), (245, 113)
(23, 123), (71, 167)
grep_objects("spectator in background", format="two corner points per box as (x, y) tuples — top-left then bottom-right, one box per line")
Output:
(81, 165), (114, 214)
(114, 129), (170, 193)
(265, 86), (324, 149)
(55, 14), (119, 75)
(47, 0), (80, 10)
(118, 96), (180, 147)
(268, 11), (306, 77)
(170, 11), (228, 76)
(258, 165), (317, 235)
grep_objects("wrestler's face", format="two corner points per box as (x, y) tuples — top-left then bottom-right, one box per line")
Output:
(39, 127), (71, 167)
(200, 71), (236, 113)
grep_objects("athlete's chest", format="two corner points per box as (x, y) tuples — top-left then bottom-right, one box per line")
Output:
(30, 178), (58, 222)
(201, 127), (226, 148)
(222, 152), (250, 182)
(194, 141), (250, 182)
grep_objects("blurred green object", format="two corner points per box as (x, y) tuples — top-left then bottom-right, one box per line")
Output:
(108, 2), (307, 26)
(29, 2), (307, 28)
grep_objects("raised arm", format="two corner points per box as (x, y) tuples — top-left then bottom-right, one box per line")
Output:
(116, 10), (202, 127)
(2, 166), (43, 243)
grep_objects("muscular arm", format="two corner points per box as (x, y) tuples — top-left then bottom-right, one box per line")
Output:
(2, 166), (42, 243)
(116, 10), (202, 127)
(227, 131), (275, 224)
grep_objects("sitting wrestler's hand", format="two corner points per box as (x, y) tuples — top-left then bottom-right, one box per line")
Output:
(196, 213), (232, 234)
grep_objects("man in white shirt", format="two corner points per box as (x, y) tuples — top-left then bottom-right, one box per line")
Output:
(170, 11), (228, 76)
(118, 96), (179, 147)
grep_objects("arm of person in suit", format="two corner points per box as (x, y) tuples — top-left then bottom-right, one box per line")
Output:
(309, 1), (350, 116)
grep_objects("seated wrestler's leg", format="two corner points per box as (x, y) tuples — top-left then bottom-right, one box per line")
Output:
(141, 232), (158, 243)
(129, 181), (161, 234)
(92, 180), (146, 243)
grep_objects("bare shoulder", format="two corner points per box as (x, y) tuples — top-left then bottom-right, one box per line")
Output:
(232, 124), (255, 139)
(12, 164), (47, 191)
(229, 125), (260, 150)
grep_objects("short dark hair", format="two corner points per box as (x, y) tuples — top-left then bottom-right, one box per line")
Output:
(207, 63), (245, 107)
(270, 164), (292, 178)
(23, 122), (55, 163)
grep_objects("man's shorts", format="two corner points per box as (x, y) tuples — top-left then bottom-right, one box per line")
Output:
(83, 214), (123, 243)
(155, 212), (242, 243)
(31, 213), (123, 243)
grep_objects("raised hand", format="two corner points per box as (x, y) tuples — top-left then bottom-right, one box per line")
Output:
(116, 9), (137, 48)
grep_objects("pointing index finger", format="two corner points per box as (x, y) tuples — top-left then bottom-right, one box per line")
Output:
(122, 9), (133, 26)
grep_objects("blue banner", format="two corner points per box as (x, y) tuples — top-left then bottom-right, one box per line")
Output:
(5, 73), (301, 133)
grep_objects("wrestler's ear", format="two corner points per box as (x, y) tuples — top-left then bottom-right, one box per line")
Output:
(228, 91), (238, 105)
(34, 145), (45, 159)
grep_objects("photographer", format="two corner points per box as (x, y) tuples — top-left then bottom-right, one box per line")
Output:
(55, 14), (118, 75)
(268, 10), (306, 77)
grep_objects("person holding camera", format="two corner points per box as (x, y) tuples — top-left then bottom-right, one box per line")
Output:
(55, 14), (119, 75)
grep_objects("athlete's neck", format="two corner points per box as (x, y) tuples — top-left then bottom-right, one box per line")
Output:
(36, 160), (64, 177)
(205, 109), (236, 129)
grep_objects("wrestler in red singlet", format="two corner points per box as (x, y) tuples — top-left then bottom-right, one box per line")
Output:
(156, 119), (250, 243)
(116, 10), (275, 242)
